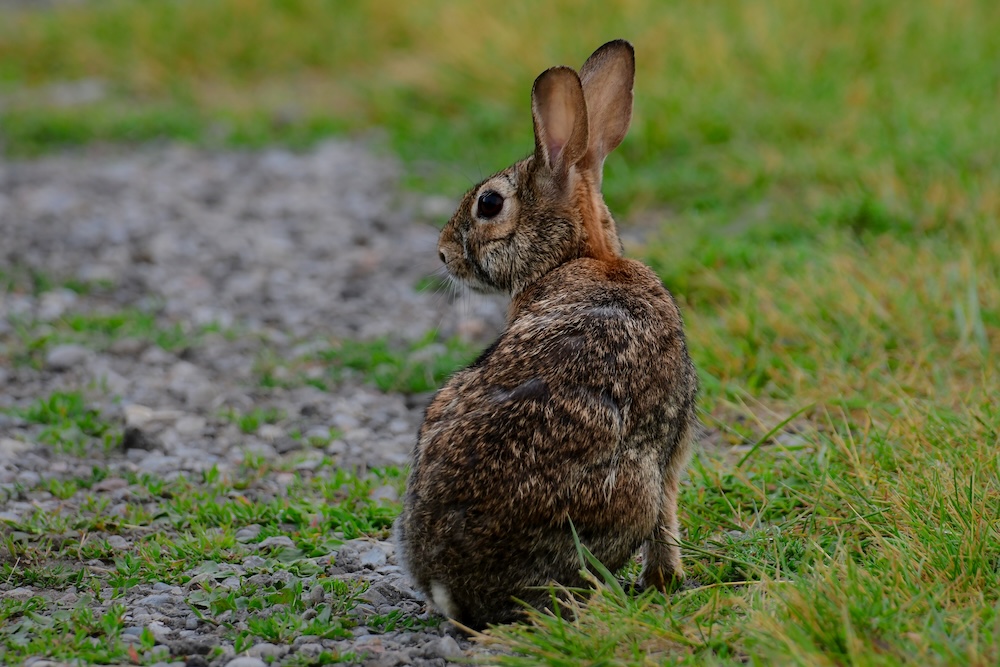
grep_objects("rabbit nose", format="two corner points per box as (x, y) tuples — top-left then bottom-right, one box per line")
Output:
(439, 248), (448, 265)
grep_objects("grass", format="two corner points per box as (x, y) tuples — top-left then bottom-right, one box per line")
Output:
(9, 390), (121, 455)
(220, 406), (287, 434)
(257, 333), (480, 395)
(3, 303), (231, 370)
(1, 0), (998, 665)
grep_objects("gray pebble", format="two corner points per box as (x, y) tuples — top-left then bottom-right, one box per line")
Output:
(433, 635), (462, 659)
(45, 343), (92, 371)
(257, 535), (294, 549)
(147, 620), (172, 642)
(247, 642), (286, 659)
(135, 594), (173, 609)
(106, 535), (130, 550)
(235, 524), (262, 543)
(360, 545), (388, 569)
(0, 438), (33, 460)
(242, 555), (267, 569)
(15, 471), (41, 487)
(226, 655), (267, 667)
(307, 583), (325, 607)
(292, 635), (322, 647)
(295, 643), (324, 658)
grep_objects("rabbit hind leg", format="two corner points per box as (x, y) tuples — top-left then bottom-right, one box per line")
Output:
(639, 427), (692, 591)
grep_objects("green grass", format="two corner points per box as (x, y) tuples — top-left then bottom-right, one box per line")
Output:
(220, 406), (287, 434)
(258, 334), (480, 395)
(10, 390), (121, 455)
(1, 1), (999, 664)
(1, 1), (995, 214)
(4, 306), (229, 369)
(0, 265), (113, 296)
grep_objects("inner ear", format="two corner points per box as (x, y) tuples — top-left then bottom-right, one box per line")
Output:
(531, 66), (589, 182)
(578, 40), (635, 187)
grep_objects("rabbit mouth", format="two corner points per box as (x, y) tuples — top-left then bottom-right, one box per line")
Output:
(445, 265), (503, 295)
(443, 253), (505, 294)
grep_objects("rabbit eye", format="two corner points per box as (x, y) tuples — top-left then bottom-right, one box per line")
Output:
(477, 191), (504, 219)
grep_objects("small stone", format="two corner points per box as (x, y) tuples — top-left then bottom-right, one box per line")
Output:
(331, 413), (360, 432)
(23, 660), (64, 667)
(370, 649), (410, 667)
(306, 584), (325, 607)
(123, 404), (156, 428)
(224, 657), (267, 667)
(235, 524), (262, 543)
(247, 642), (285, 659)
(109, 337), (148, 356)
(256, 535), (294, 550)
(45, 343), (92, 370)
(106, 535), (130, 550)
(433, 635), (462, 659)
(37, 289), (77, 321)
(387, 418), (411, 435)
(292, 635), (321, 647)
(147, 620), (172, 642)
(0, 438), (33, 459)
(242, 555), (266, 569)
(174, 415), (207, 436)
(137, 453), (181, 474)
(185, 614), (199, 630)
(304, 426), (330, 441)
(257, 424), (284, 441)
(16, 470), (41, 487)
(370, 484), (399, 504)
(135, 594), (175, 609)
(5, 587), (35, 601)
(294, 643), (324, 659)
(360, 545), (387, 569)
(325, 439), (347, 457)
(92, 477), (128, 492)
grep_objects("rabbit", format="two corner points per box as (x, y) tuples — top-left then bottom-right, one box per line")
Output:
(395, 39), (698, 630)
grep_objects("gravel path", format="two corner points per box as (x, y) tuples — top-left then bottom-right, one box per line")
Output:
(0, 142), (508, 666)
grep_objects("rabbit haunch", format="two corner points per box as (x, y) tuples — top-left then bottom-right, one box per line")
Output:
(396, 39), (698, 630)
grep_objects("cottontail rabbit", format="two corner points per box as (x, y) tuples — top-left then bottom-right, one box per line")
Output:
(396, 39), (698, 629)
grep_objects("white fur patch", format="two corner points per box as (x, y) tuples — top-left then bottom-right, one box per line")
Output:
(430, 581), (458, 619)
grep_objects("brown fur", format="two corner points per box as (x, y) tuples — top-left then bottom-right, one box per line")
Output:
(396, 40), (698, 630)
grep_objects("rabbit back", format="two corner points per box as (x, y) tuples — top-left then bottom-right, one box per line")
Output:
(399, 256), (697, 628)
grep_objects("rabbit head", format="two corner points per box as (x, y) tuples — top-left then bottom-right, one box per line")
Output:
(437, 40), (636, 296)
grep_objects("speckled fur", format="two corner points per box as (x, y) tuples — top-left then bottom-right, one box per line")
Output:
(396, 40), (698, 630)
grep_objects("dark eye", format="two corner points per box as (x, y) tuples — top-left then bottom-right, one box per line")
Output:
(477, 191), (504, 219)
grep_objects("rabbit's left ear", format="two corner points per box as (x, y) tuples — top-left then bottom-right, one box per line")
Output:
(578, 40), (635, 188)
(531, 66), (589, 186)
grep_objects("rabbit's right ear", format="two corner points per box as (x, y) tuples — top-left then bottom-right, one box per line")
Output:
(578, 40), (635, 188)
(531, 66), (589, 186)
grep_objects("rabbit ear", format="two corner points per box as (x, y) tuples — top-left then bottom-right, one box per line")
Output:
(578, 40), (635, 188)
(531, 66), (589, 185)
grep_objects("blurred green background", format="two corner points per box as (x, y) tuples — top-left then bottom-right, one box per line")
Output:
(2, 0), (998, 430)
(1, 0), (997, 217)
